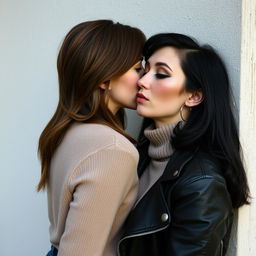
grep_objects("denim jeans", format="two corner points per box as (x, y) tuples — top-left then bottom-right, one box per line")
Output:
(46, 245), (58, 256)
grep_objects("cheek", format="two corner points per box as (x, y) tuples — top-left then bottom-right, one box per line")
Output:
(120, 73), (139, 94)
(152, 81), (183, 100)
(127, 73), (139, 88)
(110, 72), (139, 107)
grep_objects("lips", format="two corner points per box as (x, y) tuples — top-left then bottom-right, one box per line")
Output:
(136, 93), (149, 103)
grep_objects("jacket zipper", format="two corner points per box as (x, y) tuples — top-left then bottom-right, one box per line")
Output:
(117, 224), (169, 256)
(220, 240), (223, 256)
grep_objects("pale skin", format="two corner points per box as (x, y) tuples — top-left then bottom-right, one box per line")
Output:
(100, 61), (143, 115)
(136, 47), (203, 128)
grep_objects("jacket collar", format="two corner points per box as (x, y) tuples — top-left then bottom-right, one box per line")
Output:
(137, 139), (197, 181)
(159, 150), (195, 181)
(121, 180), (170, 237)
(121, 144), (197, 238)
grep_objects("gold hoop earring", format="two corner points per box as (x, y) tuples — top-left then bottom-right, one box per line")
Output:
(179, 104), (191, 122)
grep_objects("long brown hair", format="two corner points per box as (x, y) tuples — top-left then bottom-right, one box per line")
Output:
(37, 20), (145, 191)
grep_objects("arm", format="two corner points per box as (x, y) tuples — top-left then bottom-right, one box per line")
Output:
(58, 145), (138, 256)
(167, 176), (233, 256)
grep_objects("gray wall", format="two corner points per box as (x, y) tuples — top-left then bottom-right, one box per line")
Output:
(0, 0), (240, 255)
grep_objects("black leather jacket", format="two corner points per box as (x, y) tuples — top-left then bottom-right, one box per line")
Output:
(118, 142), (233, 256)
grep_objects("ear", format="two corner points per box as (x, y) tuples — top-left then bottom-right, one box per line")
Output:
(99, 83), (107, 90)
(99, 81), (111, 90)
(185, 90), (204, 107)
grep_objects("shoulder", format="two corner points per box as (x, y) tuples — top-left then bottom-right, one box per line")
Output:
(64, 122), (138, 158)
(51, 122), (138, 179)
(163, 150), (229, 197)
(171, 151), (232, 207)
(170, 151), (233, 211)
(181, 151), (225, 183)
(63, 124), (139, 189)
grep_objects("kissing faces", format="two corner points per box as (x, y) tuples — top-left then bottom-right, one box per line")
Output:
(136, 47), (202, 127)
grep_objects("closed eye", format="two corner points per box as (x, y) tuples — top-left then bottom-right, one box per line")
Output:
(155, 73), (170, 79)
(135, 68), (143, 73)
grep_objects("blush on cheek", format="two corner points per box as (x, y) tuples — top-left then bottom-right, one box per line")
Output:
(129, 75), (140, 88)
(152, 83), (183, 100)
(121, 73), (138, 90)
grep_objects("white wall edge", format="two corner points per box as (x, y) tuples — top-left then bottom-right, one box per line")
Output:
(237, 0), (256, 255)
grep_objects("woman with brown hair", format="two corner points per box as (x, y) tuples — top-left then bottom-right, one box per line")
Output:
(37, 20), (145, 256)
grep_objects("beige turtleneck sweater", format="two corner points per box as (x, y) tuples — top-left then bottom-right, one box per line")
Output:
(137, 122), (177, 203)
(47, 123), (139, 256)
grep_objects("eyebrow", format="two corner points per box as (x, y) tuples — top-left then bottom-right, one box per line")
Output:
(155, 62), (173, 71)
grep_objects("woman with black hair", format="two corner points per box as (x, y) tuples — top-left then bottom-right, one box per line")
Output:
(118, 33), (250, 256)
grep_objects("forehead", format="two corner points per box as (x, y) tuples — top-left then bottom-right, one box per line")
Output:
(148, 46), (181, 65)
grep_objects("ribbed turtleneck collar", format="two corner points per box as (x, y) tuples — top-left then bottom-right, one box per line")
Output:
(144, 122), (178, 161)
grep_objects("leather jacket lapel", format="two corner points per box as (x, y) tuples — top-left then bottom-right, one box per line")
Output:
(123, 150), (196, 237)
(160, 150), (195, 182)
(122, 181), (170, 237)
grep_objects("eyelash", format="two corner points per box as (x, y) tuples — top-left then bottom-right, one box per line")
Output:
(135, 68), (142, 73)
(155, 73), (170, 79)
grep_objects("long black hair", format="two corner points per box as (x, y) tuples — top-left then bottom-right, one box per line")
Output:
(139, 33), (250, 208)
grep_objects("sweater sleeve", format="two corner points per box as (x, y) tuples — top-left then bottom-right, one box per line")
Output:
(57, 144), (138, 256)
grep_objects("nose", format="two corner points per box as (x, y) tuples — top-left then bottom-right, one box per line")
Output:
(137, 73), (149, 90)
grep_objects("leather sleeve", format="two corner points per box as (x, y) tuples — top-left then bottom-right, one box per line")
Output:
(167, 176), (233, 256)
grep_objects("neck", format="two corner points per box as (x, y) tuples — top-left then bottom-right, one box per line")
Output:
(154, 118), (182, 128)
(107, 101), (120, 115)
(144, 122), (178, 160)
(154, 109), (190, 128)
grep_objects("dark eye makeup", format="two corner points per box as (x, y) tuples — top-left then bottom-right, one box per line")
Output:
(155, 73), (170, 79)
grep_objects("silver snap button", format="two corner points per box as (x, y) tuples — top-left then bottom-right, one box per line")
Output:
(161, 213), (169, 222)
(173, 170), (179, 176)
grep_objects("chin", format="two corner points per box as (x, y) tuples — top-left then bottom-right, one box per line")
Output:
(136, 107), (149, 118)
(124, 101), (137, 110)
(130, 104), (137, 110)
